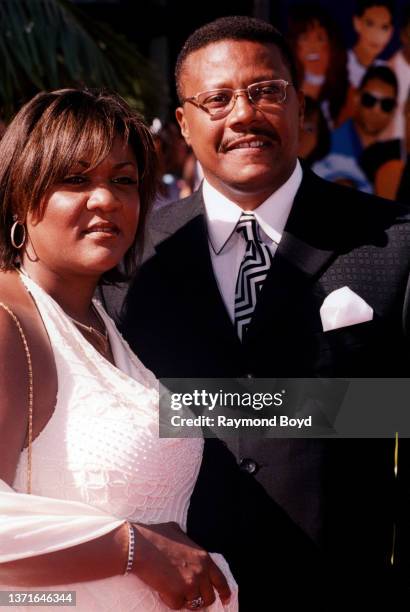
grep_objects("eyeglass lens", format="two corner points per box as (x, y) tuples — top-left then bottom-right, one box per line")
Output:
(197, 81), (287, 117)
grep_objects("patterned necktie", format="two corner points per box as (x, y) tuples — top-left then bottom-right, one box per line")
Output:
(234, 213), (273, 341)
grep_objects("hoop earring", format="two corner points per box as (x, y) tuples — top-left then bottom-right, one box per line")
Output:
(10, 218), (26, 250)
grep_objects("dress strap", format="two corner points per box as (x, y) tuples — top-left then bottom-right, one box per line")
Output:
(0, 302), (33, 493)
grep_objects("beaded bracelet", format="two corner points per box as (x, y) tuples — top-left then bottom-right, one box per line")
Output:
(124, 521), (135, 575)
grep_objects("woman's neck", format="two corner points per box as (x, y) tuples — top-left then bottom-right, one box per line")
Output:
(20, 260), (99, 324)
(353, 43), (376, 69)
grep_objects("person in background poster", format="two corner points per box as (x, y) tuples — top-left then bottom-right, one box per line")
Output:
(287, 3), (349, 128)
(314, 64), (400, 191)
(348, 0), (394, 88)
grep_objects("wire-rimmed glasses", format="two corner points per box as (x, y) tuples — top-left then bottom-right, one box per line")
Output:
(182, 79), (290, 119)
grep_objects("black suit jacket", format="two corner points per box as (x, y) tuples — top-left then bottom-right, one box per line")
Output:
(118, 170), (410, 609)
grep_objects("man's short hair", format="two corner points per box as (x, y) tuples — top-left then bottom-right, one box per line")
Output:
(354, 0), (394, 18)
(175, 15), (299, 103)
(359, 65), (398, 97)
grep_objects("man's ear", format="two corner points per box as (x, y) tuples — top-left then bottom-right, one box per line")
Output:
(175, 107), (191, 146)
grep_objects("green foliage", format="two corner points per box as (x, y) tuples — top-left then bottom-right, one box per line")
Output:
(0, 0), (164, 120)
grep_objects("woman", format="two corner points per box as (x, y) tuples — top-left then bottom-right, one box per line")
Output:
(0, 89), (237, 611)
(287, 3), (349, 128)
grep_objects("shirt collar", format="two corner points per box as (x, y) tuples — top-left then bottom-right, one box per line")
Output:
(203, 160), (303, 254)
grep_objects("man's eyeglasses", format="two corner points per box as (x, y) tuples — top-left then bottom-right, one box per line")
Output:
(182, 79), (290, 119)
(360, 91), (396, 113)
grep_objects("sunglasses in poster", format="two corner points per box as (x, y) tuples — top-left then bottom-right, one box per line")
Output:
(360, 92), (396, 113)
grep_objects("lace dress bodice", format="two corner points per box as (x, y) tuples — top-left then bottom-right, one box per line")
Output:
(8, 274), (237, 611)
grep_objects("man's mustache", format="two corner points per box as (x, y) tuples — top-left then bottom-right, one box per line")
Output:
(219, 128), (280, 152)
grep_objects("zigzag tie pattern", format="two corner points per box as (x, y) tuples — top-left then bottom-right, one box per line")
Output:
(234, 213), (273, 341)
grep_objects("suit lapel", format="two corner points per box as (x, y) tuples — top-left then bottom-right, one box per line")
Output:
(154, 196), (242, 353)
(245, 170), (339, 343)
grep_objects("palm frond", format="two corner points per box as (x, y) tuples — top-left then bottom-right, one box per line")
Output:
(0, 0), (163, 120)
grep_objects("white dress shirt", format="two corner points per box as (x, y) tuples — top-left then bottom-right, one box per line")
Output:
(203, 160), (303, 322)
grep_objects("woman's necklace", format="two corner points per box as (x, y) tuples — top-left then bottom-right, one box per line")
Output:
(17, 265), (112, 360)
(66, 306), (111, 358)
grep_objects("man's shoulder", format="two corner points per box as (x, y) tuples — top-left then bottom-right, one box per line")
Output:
(304, 167), (403, 204)
(299, 169), (410, 235)
(148, 190), (203, 244)
(141, 191), (204, 262)
(332, 176), (408, 216)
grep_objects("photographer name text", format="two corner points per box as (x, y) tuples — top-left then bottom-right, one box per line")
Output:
(170, 415), (312, 429)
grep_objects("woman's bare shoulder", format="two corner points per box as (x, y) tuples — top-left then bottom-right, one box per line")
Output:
(0, 271), (35, 484)
(0, 270), (32, 342)
(0, 269), (58, 485)
(0, 269), (49, 343)
(0, 269), (32, 314)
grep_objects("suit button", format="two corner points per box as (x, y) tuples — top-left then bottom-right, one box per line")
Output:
(239, 457), (260, 475)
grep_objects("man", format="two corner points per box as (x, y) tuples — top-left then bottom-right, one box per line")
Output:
(331, 65), (398, 156)
(119, 16), (410, 609)
(315, 64), (401, 190)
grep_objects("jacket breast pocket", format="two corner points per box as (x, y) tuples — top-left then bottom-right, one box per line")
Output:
(319, 319), (378, 350)
(312, 319), (382, 376)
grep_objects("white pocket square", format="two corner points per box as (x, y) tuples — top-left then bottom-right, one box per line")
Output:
(320, 286), (373, 332)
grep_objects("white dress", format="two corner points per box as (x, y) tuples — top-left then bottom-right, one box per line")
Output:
(2, 274), (238, 611)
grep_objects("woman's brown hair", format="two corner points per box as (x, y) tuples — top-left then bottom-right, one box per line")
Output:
(287, 4), (349, 126)
(0, 88), (157, 283)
